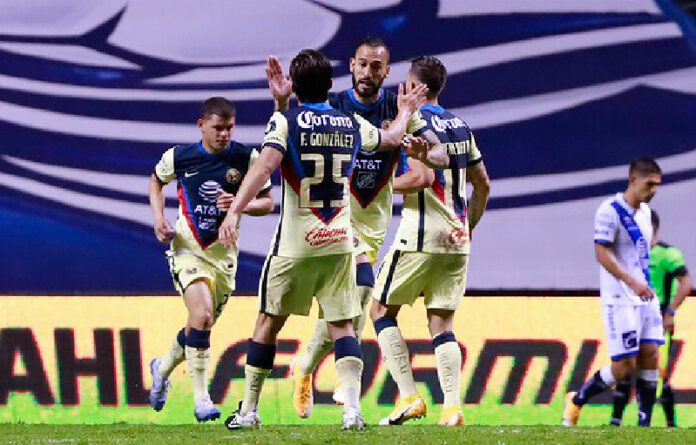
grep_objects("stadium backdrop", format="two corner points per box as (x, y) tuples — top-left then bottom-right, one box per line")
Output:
(2, 0), (696, 426)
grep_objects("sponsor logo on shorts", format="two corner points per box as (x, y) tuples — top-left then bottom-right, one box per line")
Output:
(353, 237), (359, 248)
(305, 227), (349, 247)
(185, 267), (198, 275)
(621, 330), (637, 349)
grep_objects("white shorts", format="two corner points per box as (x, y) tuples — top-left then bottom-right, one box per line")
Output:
(602, 302), (664, 361)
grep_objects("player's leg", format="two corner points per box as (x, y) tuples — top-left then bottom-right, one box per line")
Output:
(149, 327), (186, 411)
(659, 333), (676, 427)
(564, 304), (639, 426)
(316, 253), (365, 430)
(226, 311), (288, 430)
(634, 302), (664, 427)
(609, 377), (632, 426)
(424, 254), (467, 426)
(371, 250), (428, 425)
(182, 278), (219, 421)
(427, 309), (463, 426)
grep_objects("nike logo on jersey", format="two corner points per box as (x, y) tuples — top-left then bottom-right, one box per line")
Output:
(184, 171), (199, 177)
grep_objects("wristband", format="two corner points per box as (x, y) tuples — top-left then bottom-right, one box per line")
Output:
(665, 307), (676, 316)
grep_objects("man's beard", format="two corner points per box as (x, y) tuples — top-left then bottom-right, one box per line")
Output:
(352, 75), (384, 98)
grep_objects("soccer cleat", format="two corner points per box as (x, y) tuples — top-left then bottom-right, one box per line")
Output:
(224, 401), (261, 430)
(290, 357), (314, 419)
(332, 384), (345, 405)
(437, 405), (465, 426)
(562, 391), (582, 426)
(378, 393), (427, 425)
(149, 358), (170, 412)
(194, 395), (221, 422)
(342, 407), (366, 431)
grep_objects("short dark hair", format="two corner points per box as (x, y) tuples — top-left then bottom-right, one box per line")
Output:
(290, 49), (332, 103)
(651, 209), (660, 231)
(629, 157), (662, 177)
(200, 97), (236, 119)
(355, 36), (389, 57)
(410, 56), (447, 99)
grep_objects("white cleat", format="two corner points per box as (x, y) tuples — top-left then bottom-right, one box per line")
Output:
(224, 401), (261, 430)
(194, 395), (221, 422)
(342, 407), (366, 431)
(149, 358), (169, 412)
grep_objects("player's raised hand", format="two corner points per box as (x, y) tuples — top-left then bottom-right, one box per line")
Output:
(402, 135), (431, 161)
(397, 83), (428, 114)
(217, 189), (235, 211)
(266, 56), (292, 105)
(154, 218), (175, 244)
(218, 213), (239, 248)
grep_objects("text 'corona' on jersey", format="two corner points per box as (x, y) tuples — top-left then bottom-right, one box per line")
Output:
(431, 115), (467, 132)
(297, 110), (354, 130)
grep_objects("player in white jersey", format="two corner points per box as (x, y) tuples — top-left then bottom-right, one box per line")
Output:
(563, 157), (664, 427)
(218, 49), (431, 431)
(265, 37), (440, 418)
(148, 97), (274, 422)
(369, 56), (491, 427)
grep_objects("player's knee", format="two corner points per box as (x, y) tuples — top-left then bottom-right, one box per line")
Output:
(189, 306), (213, 329)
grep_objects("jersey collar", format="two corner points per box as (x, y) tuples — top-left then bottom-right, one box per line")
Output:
(615, 192), (637, 214)
(197, 141), (232, 157)
(347, 88), (383, 109)
(421, 104), (445, 114)
(301, 102), (332, 111)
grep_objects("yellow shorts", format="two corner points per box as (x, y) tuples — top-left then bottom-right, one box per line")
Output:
(258, 253), (360, 322)
(167, 252), (235, 322)
(373, 250), (469, 310)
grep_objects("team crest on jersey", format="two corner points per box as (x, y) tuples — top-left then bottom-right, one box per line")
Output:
(225, 168), (241, 184)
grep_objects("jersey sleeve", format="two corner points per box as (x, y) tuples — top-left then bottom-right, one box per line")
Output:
(407, 109), (428, 136)
(594, 202), (618, 245)
(262, 112), (289, 154)
(249, 148), (273, 194)
(154, 147), (176, 184)
(666, 248), (688, 276)
(467, 132), (483, 165)
(355, 114), (380, 153)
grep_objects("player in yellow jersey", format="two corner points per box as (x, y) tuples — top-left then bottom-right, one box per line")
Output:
(148, 97), (274, 422)
(218, 50), (433, 431)
(265, 38), (441, 418)
(370, 56), (491, 426)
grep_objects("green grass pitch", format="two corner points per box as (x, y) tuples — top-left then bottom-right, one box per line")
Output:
(1, 424), (695, 445)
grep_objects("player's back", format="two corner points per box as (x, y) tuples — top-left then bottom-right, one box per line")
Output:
(263, 103), (377, 258)
(396, 104), (481, 255)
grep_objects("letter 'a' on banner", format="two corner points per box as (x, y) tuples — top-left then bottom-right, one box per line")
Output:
(1, 296), (694, 425)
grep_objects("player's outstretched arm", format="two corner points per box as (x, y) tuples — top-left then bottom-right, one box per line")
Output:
(393, 157), (434, 195)
(148, 173), (175, 243)
(466, 161), (490, 232)
(377, 83), (428, 150)
(218, 147), (283, 247)
(595, 243), (655, 300)
(266, 55), (292, 112)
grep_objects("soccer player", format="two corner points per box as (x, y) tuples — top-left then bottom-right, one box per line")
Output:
(369, 56), (491, 427)
(148, 97), (274, 422)
(563, 158), (663, 427)
(218, 49), (430, 430)
(610, 210), (691, 427)
(266, 37), (441, 418)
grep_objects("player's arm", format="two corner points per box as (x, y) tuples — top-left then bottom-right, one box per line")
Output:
(466, 161), (490, 232)
(375, 84), (428, 150)
(595, 244), (654, 300)
(393, 157), (434, 195)
(266, 55), (292, 112)
(663, 251), (692, 333)
(242, 189), (274, 216)
(219, 147), (282, 247)
(149, 148), (176, 243)
(402, 130), (449, 169)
